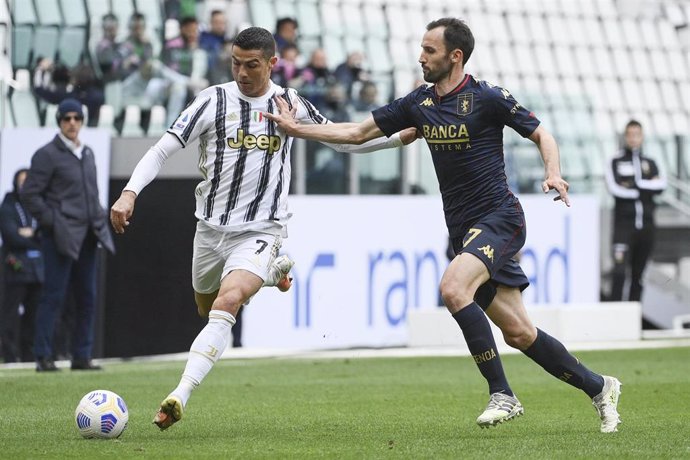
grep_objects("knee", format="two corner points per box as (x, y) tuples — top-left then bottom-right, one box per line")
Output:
(211, 291), (243, 316)
(439, 278), (474, 312)
(502, 326), (537, 350)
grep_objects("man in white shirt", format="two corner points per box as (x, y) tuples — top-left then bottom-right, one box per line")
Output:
(110, 27), (416, 430)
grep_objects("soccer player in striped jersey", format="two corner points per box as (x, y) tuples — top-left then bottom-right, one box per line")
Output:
(265, 18), (622, 433)
(109, 27), (416, 430)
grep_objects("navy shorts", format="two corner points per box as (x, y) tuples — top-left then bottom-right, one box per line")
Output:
(450, 204), (530, 309)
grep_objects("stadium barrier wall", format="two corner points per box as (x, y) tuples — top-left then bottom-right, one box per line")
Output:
(240, 195), (601, 350)
(408, 302), (642, 351)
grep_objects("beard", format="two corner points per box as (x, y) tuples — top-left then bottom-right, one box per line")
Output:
(422, 58), (453, 83)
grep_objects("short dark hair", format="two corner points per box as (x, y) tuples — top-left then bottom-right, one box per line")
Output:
(12, 168), (29, 194)
(234, 27), (276, 60)
(426, 18), (474, 65)
(625, 119), (642, 131)
(102, 13), (118, 24)
(179, 16), (198, 27)
(276, 17), (298, 31)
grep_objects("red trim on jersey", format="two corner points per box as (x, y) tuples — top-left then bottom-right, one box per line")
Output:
(435, 74), (470, 100)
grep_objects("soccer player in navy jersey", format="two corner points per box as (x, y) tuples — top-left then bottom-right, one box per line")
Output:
(265, 18), (622, 433)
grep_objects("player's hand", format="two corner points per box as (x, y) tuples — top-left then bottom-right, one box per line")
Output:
(399, 127), (420, 145)
(263, 96), (299, 135)
(542, 176), (571, 207)
(110, 190), (137, 234)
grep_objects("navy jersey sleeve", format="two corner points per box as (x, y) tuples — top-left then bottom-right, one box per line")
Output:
(372, 92), (417, 137)
(486, 84), (540, 138)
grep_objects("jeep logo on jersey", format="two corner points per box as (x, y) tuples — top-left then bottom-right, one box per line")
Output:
(227, 129), (282, 154)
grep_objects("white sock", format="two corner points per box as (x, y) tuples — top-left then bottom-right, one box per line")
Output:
(170, 310), (235, 407)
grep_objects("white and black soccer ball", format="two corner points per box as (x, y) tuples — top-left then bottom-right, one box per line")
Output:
(75, 390), (129, 439)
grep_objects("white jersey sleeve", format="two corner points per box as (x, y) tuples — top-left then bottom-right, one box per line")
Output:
(167, 87), (217, 147)
(286, 88), (403, 153)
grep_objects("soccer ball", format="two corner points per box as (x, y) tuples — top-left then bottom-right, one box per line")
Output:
(74, 390), (129, 439)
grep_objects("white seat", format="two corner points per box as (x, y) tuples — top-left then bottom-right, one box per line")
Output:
(601, 16), (624, 48)
(320, 0), (343, 38)
(58, 27), (87, 67)
(341, 3), (365, 38)
(620, 79), (643, 110)
(572, 46), (594, 78)
(274, 0), (296, 19)
(620, 18), (642, 48)
(640, 79), (663, 111)
(602, 78), (626, 111)
(545, 14), (569, 46)
(671, 112), (689, 136)
(506, 13), (530, 45)
(384, 5), (407, 40)
(32, 26), (60, 66)
(533, 44), (557, 79)
(322, 35), (345, 70)
(13, 0), (37, 24)
(367, 36), (392, 73)
(656, 20), (680, 50)
(638, 19), (662, 50)
(44, 103), (58, 127)
(248, 0), (275, 31)
(611, 48), (633, 80)
(631, 48), (652, 78)
(0, 0), (9, 23)
(11, 25), (32, 69)
(296, 0), (321, 37)
(120, 105), (144, 137)
(147, 105), (167, 136)
(363, 3), (388, 39)
(552, 45), (575, 79)
(593, 46), (614, 79)
(60, 0), (88, 26)
(659, 80), (681, 111)
(34, 0), (62, 25)
(111, 0), (135, 29)
(667, 49), (688, 81)
(104, 80), (123, 116)
(343, 36), (365, 56)
(10, 71), (41, 127)
(581, 17), (604, 47)
(649, 49), (671, 82)
(97, 104), (117, 135)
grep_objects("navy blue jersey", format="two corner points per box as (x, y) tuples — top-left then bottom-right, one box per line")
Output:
(372, 74), (540, 239)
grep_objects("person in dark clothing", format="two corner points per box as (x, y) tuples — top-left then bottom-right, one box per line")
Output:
(0, 169), (43, 363)
(605, 120), (666, 301)
(20, 98), (115, 372)
(266, 17), (622, 434)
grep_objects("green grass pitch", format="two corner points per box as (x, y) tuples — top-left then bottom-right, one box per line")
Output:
(1, 347), (688, 459)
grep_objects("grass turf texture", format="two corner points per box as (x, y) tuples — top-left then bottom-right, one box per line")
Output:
(1, 347), (688, 459)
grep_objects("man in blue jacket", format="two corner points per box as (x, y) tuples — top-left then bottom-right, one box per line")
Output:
(20, 98), (115, 372)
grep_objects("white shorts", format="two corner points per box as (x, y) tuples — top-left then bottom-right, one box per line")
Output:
(192, 221), (282, 294)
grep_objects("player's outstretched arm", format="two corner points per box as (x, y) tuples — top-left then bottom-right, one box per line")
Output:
(529, 125), (571, 207)
(110, 190), (137, 234)
(265, 96), (384, 145)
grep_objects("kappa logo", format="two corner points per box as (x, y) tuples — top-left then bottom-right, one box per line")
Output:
(478, 244), (494, 263)
(501, 88), (511, 99)
(419, 97), (434, 107)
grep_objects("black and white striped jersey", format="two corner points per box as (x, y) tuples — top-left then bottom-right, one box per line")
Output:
(166, 81), (325, 233)
(124, 81), (403, 235)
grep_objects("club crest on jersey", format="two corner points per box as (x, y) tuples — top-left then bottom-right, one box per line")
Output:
(227, 129), (282, 155)
(456, 93), (473, 116)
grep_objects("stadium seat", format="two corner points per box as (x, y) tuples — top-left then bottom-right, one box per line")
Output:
(319, 0), (343, 38)
(641, 79), (663, 111)
(275, 0), (296, 19)
(111, 0), (136, 35)
(620, 17), (642, 47)
(341, 2), (365, 39)
(343, 36), (364, 56)
(44, 103), (58, 127)
(9, 69), (41, 127)
(296, 0), (321, 38)
(11, 25), (33, 69)
(638, 19), (662, 49)
(84, 0), (110, 21)
(362, 3), (388, 39)
(366, 36), (392, 74)
(248, 0), (275, 31)
(135, 0), (164, 47)
(59, 0), (88, 27)
(0, 0), (9, 24)
(0, 22), (6, 55)
(57, 27), (87, 67)
(97, 103), (118, 135)
(147, 105), (167, 136)
(526, 12), (550, 45)
(593, 46), (614, 79)
(321, 35), (345, 70)
(12, 0), (38, 24)
(667, 49), (688, 81)
(659, 80), (681, 111)
(601, 16), (625, 48)
(34, 0), (63, 25)
(120, 105), (145, 137)
(611, 48), (634, 80)
(384, 5), (408, 40)
(104, 80), (123, 117)
(32, 26), (60, 66)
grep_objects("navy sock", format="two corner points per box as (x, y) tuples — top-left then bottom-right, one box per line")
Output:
(522, 329), (605, 398)
(452, 302), (513, 396)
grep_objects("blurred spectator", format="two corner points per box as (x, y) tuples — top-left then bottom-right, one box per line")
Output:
(0, 169), (43, 363)
(320, 83), (351, 123)
(351, 81), (379, 113)
(199, 10), (227, 71)
(274, 17), (298, 53)
(298, 48), (334, 111)
(334, 51), (370, 100)
(207, 38), (235, 86)
(120, 13), (155, 79)
(95, 13), (123, 83)
(271, 43), (301, 88)
(32, 59), (104, 127)
(162, 16), (209, 95)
